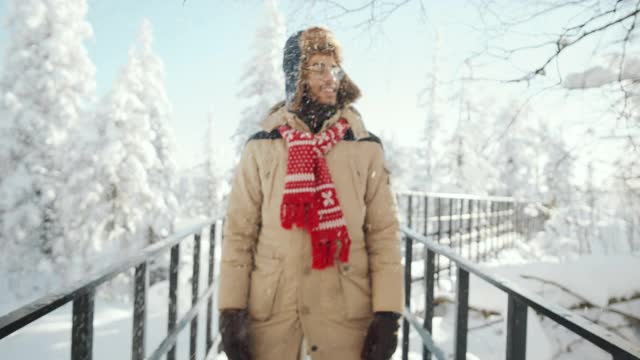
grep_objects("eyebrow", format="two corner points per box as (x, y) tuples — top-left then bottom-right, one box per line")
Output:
(309, 61), (338, 66)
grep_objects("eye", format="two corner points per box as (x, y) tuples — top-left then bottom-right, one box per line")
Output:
(308, 63), (326, 72)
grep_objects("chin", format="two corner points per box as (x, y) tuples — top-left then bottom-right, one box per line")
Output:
(320, 97), (337, 105)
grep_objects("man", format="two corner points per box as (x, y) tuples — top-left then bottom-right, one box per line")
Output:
(218, 26), (404, 360)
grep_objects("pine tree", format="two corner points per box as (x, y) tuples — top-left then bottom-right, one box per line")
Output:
(0, 0), (96, 288)
(182, 112), (221, 220)
(65, 19), (178, 264)
(134, 19), (179, 240)
(233, 0), (286, 153)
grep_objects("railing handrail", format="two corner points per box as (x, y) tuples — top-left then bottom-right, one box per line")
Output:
(396, 190), (550, 208)
(397, 190), (516, 202)
(0, 218), (216, 339)
(401, 225), (640, 358)
(4, 191), (635, 359)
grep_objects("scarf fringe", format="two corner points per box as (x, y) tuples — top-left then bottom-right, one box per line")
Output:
(280, 201), (318, 231)
(310, 229), (352, 270)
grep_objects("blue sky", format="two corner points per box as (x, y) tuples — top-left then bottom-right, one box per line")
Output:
(0, 0), (618, 177)
(0, 0), (493, 171)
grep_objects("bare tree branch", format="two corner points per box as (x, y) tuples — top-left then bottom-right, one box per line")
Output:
(615, 1), (640, 120)
(508, 6), (640, 83)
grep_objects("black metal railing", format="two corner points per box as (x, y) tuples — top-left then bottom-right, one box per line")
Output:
(397, 193), (640, 360)
(0, 219), (222, 360)
(396, 192), (547, 282)
(3, 191), (639, 360)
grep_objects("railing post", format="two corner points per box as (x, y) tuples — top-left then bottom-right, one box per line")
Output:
(505, 202), (509, 246)
(513, 202), (518, 247)
(454, 268), (469, 360)
(506, 202), (510, 246)
(423, 196), (429, 238)
(515, 202), (520, 243)
(498, 202), (503, 250)
(448, 198), (454, 277)
(423, 246), (436, 360)
(402, 233), (413, 360)
(407, 194), (413, 230)
(526, 208), (532, 241)
(436, 197), (442, 283)
(475, 199), (481, 262)
(504, 202), (509, 247)
(190, 233), (201, 360)
(132, 262), (148, 360)
(72, 289), (95, 360)
(511, 201), (516, 247)
(206, 223), (216, 353)
(467, 199), (474, 259)
(508, 201), (513, 247)
(458, 198), (464, 256)
(167, 244), (180, 360)
(402, 196), (413, 360)
(419, 195), (425, 237)
(479, 200), (485, 261)
(506, 294), (528, 360)
(491, 201), (497, 256)
(502, 202), (506, 245)
(423, 196), (435, 360)
(485, 201), (492, 260)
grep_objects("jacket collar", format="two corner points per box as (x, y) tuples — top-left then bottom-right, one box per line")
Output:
(260, 103), (369, 139)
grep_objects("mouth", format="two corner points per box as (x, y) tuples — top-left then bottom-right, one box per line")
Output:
(321, 87), (336, 95)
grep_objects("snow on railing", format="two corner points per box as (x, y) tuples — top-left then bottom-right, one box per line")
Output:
(0, 219), (223, 360)
(394, 192), (640, 360)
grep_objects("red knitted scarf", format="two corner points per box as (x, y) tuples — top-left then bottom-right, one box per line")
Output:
(278, 118), (352, 269)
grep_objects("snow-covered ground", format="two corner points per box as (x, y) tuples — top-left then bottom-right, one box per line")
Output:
(1, 233), (639, 359)
(0, 221), (224, 360)
(399, 238), (640, 360)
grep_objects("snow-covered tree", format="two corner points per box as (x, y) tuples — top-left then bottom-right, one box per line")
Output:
(62, 19), (178, 265)
(432, 78), (498, 194)
(539, 124), (574, 206)
(379, 132), (411, 191)
(183, 112), (221, 219)
(202, 112), (220, 217)
(233, 0), (286, 153)
(134, 19), (180, 240)
(0, 0), (96, 288)
(490, 103), (545, 199)
(434, 112), (497, 195)
(544, 53), (640, 255)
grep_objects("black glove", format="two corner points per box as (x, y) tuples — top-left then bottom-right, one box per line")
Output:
(361, 311), (401, 360)
(219, 309), (252, 360)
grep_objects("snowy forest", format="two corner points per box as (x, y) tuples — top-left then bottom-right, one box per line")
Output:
(0, 0), (639, 359)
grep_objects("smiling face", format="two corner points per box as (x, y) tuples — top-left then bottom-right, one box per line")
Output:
(304, 53), (342, 106)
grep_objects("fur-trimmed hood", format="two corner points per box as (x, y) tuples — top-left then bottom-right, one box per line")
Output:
(283, 26), (361, 113)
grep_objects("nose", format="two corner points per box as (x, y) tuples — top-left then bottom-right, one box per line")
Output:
(321, 70), (338, 83)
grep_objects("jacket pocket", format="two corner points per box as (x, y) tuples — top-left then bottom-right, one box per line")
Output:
(338, 262), (372, 319)
(248, 254), (283, 321)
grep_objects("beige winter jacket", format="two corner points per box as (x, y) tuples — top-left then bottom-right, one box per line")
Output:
(218, 104), (403, 359)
